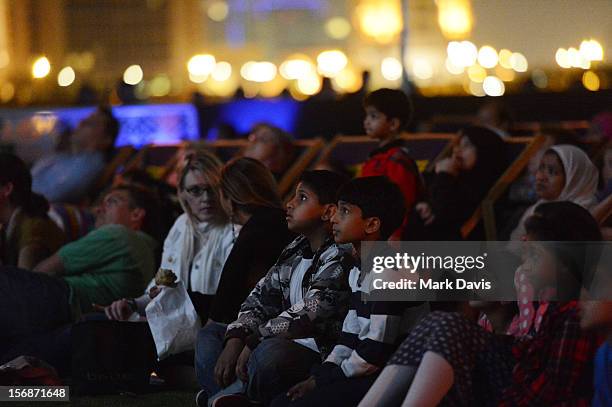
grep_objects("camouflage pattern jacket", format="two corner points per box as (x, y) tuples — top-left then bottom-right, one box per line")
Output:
(225, 234), (356, 358)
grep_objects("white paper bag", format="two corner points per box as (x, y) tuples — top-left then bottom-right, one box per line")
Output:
(145, 281), (201, 360)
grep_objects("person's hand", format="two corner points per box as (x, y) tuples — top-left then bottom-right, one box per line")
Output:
(286, 376), (316, 401)
(92, 298), (133, 321)
(235, 346), (252, 382)
(435, 157), (460, 176)
(214, 338), (244, 388)
(415, 202), (435, 225)
(148, 286), (161, 299)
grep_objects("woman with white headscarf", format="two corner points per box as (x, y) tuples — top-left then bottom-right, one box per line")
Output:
(509, 144), (598, 336)
(510, 144), (598, 243)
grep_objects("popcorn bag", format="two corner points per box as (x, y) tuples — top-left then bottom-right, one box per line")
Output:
(145, 280), (201, 360)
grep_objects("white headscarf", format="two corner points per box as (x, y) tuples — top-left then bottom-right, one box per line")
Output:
(510, 144), (598, 242)
(548, 145), (598, 208)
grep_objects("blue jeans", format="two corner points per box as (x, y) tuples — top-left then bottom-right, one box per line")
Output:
(196, 324), (320, 406)
(245, 338), (320, 405)
(194, 321), (229, 397)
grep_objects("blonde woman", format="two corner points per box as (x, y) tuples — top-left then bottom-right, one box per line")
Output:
(104, 150), (236, 321)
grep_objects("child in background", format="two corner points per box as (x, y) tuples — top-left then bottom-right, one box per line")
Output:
(361, 89), (425, 239)
(272, 176), (425, 407)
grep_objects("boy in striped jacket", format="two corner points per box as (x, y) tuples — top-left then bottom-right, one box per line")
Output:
(271, 176), (425, 407)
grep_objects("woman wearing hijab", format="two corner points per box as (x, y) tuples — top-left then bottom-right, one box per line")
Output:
(509, 144), (598, 335)
(409, 126), (508, 240)
(509, 144), (598, 243)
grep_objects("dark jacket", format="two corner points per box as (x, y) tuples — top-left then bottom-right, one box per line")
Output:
(407, 127), (507, 240)
(207, 206), (294, 324)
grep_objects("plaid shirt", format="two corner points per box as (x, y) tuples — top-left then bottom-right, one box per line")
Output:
(499, 301), (602, 406)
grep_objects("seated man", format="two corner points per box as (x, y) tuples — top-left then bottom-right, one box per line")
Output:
(0, 185), (160, 357)
(34, 185), (160, 311)
(31, 106), (119, 204)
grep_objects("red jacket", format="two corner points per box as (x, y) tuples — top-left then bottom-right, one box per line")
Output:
(360, 139), (425, 239)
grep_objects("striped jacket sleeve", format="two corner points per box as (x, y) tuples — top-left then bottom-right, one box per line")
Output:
(320, 267), (408, 382)
(330, 301), (405, 378)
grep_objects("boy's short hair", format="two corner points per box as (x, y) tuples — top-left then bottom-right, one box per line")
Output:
(299, 170), (349, 205)
(363, 88), (413, 129)
(337, 176), (405, 239)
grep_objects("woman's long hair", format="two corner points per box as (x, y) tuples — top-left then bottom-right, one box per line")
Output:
(0, 153), (49, 217)
(220, 157), (283, 216)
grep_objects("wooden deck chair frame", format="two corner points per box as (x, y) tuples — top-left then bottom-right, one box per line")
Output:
(460, 135), (547, 240)
(204, 138), (249, 152)
(138, 140), (217, 186)
(205, 138), (326, 197)
(277, 138), (325, 197)
(123, 142), (188, 176)
(316, 135), (374, 166)
(315, 133), (456, 170)
(134, 139), (252, 185)
(511, 120), (590, 135)
(157, 141), (206, 182)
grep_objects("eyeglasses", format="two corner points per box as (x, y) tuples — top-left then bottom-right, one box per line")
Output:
(184, 185), (212, 198)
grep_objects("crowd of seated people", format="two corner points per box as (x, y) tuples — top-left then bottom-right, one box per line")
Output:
(0, 91), (611, 407)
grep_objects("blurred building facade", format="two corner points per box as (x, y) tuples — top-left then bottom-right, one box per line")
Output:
(0, 0), (609, 106)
